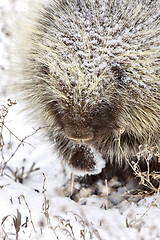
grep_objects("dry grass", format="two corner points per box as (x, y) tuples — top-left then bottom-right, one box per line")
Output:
(0, 99), (103, 239)
(0, 99), (40, 180)
(128, 145), (160, 196)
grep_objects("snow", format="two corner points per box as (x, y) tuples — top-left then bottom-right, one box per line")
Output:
(0, 1), (160, 240)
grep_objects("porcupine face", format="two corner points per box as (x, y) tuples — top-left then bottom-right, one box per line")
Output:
(34, 0), (129, 145)
(40, 58), (123, 146)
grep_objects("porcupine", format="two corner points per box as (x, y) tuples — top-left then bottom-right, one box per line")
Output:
(17, 0), (160, 193)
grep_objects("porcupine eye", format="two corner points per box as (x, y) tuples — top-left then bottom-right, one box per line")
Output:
(91, 103), (115, 134)
(111, 65), (123, 82)
(111, 65), (126, 88)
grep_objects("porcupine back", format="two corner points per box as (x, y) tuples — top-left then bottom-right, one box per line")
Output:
(17, 0), (160, 181)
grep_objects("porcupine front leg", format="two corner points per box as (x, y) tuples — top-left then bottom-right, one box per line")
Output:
(54, 135), (95, 196)
(68, 145), (98, 198)
(54, 134), (100, 172)
(68, 145), (97, 172)
(55, 135), (105, 196)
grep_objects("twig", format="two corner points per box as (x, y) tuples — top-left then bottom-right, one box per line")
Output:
(19, 195), (37, 233)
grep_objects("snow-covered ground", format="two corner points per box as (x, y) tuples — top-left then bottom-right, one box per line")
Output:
(0, 1), (160, 240)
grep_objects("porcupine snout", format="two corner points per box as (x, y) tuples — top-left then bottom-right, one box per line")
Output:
(60, 100), (116, 146)
(65, 125), (94, 145)
(62, 111), (95, 145)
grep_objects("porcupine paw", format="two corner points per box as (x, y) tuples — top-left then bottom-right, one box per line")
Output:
(69, 145), (96, 173)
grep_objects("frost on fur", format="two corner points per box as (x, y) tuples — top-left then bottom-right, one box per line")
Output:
(16, 0), (160, 188)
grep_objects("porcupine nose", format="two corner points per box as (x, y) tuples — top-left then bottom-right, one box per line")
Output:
(65, 127), (94, 145)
